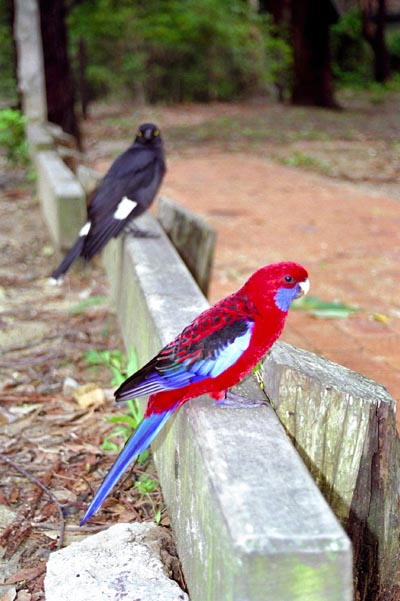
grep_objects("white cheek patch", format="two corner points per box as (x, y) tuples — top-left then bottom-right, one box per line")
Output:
(79, 221), (91, 236)
(114, 196), (138, 220)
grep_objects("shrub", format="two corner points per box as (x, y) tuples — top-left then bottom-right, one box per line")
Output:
(0, 109), (29, 165)
(68, 0), (288, 103)
(331, 9), (373, 88)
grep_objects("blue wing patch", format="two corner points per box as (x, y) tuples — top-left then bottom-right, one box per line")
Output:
(115, 319), (255, 402)
(182, 323), (254, 379)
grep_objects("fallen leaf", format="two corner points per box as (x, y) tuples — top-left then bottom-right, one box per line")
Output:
(72, 383), (105, 409)
(5, 565), (44, 585)
(293, 295), (359, 318)
(372, 312), (390, 324)
(16, 591), (31, 601)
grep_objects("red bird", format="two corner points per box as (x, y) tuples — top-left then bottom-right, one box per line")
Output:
(80, 261), (309, 524)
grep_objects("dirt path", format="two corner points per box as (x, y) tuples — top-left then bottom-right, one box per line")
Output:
(1, 95), (399, 597)
(84, 98), (400, 429)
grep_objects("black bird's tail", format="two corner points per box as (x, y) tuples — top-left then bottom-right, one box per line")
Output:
(50, 235), (86, 282)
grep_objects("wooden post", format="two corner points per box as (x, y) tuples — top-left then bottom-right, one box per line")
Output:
(157, 196), (216, 297)
(262, 341), (400, 600)
(14, 0), (47, 122)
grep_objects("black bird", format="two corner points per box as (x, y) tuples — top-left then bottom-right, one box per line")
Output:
(50, 122), (166, 283)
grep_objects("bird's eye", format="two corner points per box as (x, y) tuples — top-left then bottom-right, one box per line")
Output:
(137, 131), (143, 137)
(283, 275), (294, 284)
(153, 129), (159, 136)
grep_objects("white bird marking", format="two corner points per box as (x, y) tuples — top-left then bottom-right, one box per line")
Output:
(114, 196), (137, 220)
(79, 221), (91, 237)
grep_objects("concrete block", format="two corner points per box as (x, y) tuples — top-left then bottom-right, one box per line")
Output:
(26, 122), (54, 157)
(36, 150), (86, 249)
(45, 522), (188, 601)
(262, 342), (400, 600)
(102, 215), (352, 601)
(76, 165), (103, 196)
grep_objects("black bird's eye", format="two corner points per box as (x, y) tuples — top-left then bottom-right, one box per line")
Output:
(283, 275), (294, 284)
(153, 129), (159, 136)
(137, 131), (143, 137)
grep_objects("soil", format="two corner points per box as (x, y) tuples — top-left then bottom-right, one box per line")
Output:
(0, 91), (399, 598)
(83, 92), (400, 419)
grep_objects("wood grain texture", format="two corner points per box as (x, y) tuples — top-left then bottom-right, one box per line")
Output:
(262, 341), (400, 601)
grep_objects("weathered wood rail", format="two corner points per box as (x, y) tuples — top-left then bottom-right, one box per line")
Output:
(27, 119), (400, 600)
(101, 217), (352, 601)
(15, 4), (399, 594)
(262, 345), (400, 600)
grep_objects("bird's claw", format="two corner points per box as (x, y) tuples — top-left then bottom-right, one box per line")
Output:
(123, 224), (159, 239)
(217, 390), (266, 409)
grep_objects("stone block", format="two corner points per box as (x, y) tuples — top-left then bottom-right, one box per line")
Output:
(36, 150), (86, 250)
(26, 122), (54, 157)
(45, 522), (188, 601)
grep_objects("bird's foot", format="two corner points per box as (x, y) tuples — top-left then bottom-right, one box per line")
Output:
(217, 389), (265, 409)
(123, 223), (159, 239)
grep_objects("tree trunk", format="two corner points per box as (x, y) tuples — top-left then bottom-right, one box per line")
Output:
(361, 0), (391, 83)
(291, 0), (339, 108)
(260, 0), (290, 24)
(38, 0), (81, 146)
(77, 37), (89, 119)
(6, 0), (21, 108)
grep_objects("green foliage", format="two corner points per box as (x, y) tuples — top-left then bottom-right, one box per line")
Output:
(263, 20), (293, 100)
(135, 0), (269, 102)
(0, 109), (29, 165)
(387, 29), (400, 72)
(85, 346), (146, 458)
(135, 475), (163, 524)
(68, 295), (109, 314)
(0, 3), (17, 101)
(330, 9), (373, 88)
(85, 346), (138, 387)
(68, 0), (145, 99)
(252, 361), (264, 390)
(282, 152), (332, 174)
(293, 295), (359, 319)
(84, 344), (163, 521)
(67, 0), (290, 103)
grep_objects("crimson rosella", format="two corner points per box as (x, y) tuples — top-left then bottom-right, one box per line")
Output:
(80, 261), (309, 524)
(50, 123), (166, 283)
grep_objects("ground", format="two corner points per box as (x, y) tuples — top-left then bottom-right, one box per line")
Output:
(0, 91), (399, 599)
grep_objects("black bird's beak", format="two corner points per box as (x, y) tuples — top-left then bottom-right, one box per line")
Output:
(143, 128), (153, 141)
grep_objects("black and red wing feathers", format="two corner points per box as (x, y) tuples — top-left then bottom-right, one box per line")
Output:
(115, 294), (258, 402)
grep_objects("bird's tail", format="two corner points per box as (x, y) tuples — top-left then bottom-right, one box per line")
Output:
(80, 406), (177, 525)
(49, 235), (86, 282)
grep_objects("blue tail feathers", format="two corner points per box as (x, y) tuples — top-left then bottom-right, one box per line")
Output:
(80, 407), (176, 525)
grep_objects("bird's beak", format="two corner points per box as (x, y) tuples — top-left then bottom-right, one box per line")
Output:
(143, 128), (153, 140)
(296, 278), (310, 299)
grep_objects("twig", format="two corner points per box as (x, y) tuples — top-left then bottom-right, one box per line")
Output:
(31, 521), (107, 534)
(0, 453), (66, 549)
(0, 333), (64, 356)
(0, 348), (65, 367)
(0, 328), (90, 356)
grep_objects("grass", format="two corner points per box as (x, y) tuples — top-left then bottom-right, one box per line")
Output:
(84, 345), (164, 522)
(281, 152), (333, 174)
